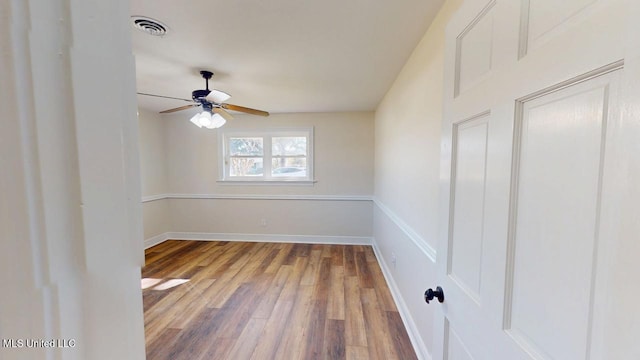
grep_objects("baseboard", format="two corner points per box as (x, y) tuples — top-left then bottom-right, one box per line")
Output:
(144, 232), (372, 248)
(372, 240), (431, 360)
(144, 233), (170, 249)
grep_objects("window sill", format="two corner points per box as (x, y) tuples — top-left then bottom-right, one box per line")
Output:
(217, 179), (317, 186)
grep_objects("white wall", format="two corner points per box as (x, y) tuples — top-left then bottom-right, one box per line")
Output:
(138, 109), (171, 241)
(372, 0), (461, 358)
(140, 111), (375, 245)
(1, 1), (145, 359)
(139, 109), (169, 196)
(164, 111), (374, 195)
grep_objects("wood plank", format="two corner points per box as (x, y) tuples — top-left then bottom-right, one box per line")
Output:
(295, 243), (312, 257)
(191, 242), (247, 280)
(166, 279), (216, 329)
(303, 257), (331, 359)
(250, 256), (309, 359)
(299, 249), (322, 286)
(369, 260), (398, 312)
(143, 241), (203, 277)
(346, 345), (370, 360)
(321, 243), (333, 258)
(142, 283), (179, 312)
(145, 240), (188, 258)
(252, 265), (292, 319)
(145, 279), (216, 341)
(145, 245), (201, 276)
(344, 245), (357, 276)
(253, 248), (281, 275)
(278, 256), (310, 302)
(249, 299), (294, 359)
(264, 243), (293, 273)
(225, 318), (267, 360)
(355, 251), (374, 288)
(145, 328), (181, 360)
(214, 278), (273, 339)
(281, 244), (299, 265)
(206, 243), (275, 308)
(197, 337), (235, 360)
(273, 285), (314, 359)
(386, 311), (418, 360)
(196, 242), (235, 267)
(360, 288), (397, 359)
(324, 319), (347, 359)
(344, 276), (368, 347)
(364, 245), (377, 262)
(164, 307), (220, 360)
(327, 264), (346, 320)
(331, 245), (345, 266)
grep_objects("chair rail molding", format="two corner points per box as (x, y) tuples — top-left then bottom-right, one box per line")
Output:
(373, 197), (437, 262)
(141, 193), (373, 203)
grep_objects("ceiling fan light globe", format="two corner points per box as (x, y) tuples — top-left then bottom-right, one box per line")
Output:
(190, 113), (203, 128)
(210, 113), (226, 128)
(199, 111), (213, 128)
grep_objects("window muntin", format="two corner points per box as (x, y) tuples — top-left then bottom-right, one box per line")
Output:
(220, 129), (313, 182)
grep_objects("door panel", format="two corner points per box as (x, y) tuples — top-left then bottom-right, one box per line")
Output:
(455, 1), (496, 96)
(504, 71), (618, 360)
(445, 320), (476, 360)
(449, 114), (490, 302)
(521, 0), (598, 56)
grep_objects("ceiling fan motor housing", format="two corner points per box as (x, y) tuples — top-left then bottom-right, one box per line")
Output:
(201, 102), (213, 112)
(192, 89), (210, 101)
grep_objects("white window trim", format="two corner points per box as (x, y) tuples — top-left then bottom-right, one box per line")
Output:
(218, 127), (315, 184)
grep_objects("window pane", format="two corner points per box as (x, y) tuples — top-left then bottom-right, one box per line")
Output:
(230, 137), (263, 156)
(272, 158), (307, 177)
(230, 158), (263, 176)
(272, 137), (306, 156)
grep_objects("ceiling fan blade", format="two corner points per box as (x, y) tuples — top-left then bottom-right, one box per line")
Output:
(159, 104), (199, 114)
(221, 103), (270, 117)
(137, 92), (194, 103)
(208, 89), (231, 103)
(213, 108), (234, 121)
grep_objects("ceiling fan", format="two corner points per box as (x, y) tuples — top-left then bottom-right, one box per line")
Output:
(137, 70), (269, 129)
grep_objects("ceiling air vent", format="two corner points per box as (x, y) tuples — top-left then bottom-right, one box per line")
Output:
(131, 16), (168, 37)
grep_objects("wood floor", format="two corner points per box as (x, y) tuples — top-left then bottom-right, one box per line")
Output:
(142, 240), (417, 360)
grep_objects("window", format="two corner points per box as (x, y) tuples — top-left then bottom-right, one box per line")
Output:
(220, 128), (314, 182)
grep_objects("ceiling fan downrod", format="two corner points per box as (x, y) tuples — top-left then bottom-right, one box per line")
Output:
(192, 70), (214, 101)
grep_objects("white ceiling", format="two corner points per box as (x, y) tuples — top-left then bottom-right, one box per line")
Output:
(131, 0), (445, 115)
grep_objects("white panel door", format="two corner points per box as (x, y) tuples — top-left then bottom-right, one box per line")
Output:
(433, 0), (640, 359)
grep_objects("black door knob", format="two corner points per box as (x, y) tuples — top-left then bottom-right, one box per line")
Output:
(424, 286), (444, 304)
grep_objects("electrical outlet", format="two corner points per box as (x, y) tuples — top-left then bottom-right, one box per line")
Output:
(260, 219), (267, 227)
(391, 252), (397, 269)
